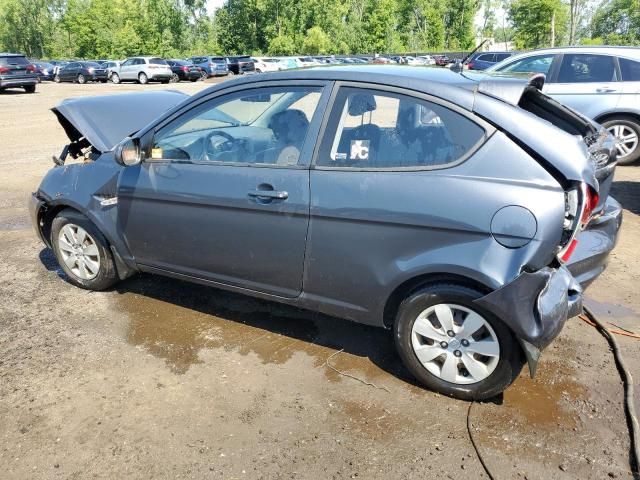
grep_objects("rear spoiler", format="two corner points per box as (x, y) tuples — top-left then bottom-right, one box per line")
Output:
(476, 73), (597, 138)
(475, 73), (546, 106)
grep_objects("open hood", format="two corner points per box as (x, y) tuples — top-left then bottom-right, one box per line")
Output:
(52, 91), (189, 153)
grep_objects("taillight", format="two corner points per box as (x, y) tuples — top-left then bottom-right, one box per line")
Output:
(181, 66), (189, 72)
(0, 66), (9, 74)
(467, 62), (474, 69)
(557, 182), (598, 263)
(26, 64), (36, 72)
(581, 186), (599, 224)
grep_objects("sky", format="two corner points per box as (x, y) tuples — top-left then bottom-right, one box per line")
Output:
(207, 0), (225, 15)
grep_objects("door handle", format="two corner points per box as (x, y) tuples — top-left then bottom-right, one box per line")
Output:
(596, 87), (617, 93)
(248, 189), (288, 200)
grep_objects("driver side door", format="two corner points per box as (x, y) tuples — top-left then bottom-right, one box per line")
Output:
(117, 83), (330, 298)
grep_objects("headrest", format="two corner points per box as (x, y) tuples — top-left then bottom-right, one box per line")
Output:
(348, 94), (377, 116)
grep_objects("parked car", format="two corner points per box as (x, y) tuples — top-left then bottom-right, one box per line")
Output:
(225, 55), (255, 75)
(30, 65), (621, 400)
(433, 55), (452, 66)
(32, 62), (55, 82)
(189, 56), (229, 77)
(111, 57), (172, 84)
(417, 55), (436, 65)
(54, 61), (108, 84)
(488, 46), (640, 164)
(49, 60), (69, 76)
(466, 51), (515, 70)
(252, 57), (282, 73)
(166, 59), (202, 82)
(277, 57), (303, 70)
(101, 61), (121, 79)
(0, 53), (38, 93)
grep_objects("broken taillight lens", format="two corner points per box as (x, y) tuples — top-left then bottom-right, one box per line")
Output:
(558, 182), (597, 263)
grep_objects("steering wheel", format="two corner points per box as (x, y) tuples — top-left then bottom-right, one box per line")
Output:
(202, 130), (237, 161)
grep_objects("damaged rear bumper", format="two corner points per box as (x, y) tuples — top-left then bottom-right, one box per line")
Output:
(474, 265), (583, 377)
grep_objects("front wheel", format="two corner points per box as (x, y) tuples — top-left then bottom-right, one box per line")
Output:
(394, 283), (524, 400)
(51, 209), (118, 291)
(602, 116), (640, 165)
(111, 73), (120, 84)
(54, 74), (61, 83)
(170, 73), (179, 83)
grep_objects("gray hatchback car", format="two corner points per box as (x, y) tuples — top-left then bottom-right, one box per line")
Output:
(488, 46), (640, 164)
(30, 66), (621, 400)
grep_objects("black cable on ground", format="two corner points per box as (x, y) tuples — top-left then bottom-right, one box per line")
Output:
(467, 401), (496, 480)
(583, 306), (640, 477)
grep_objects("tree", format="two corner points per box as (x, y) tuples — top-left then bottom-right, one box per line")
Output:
(301, 26), (332, 54)
(509, 0), (567, 48)
(591, 0), (640, 45)
(268, 34), (296, 55)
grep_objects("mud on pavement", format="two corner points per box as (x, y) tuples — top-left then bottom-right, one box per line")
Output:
(1, 82), (639, 479)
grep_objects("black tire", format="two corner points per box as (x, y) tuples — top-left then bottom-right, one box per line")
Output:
(601, 116), (640, 165)
(111, 73), (120, 84)
(77, 74), (86, 84)
(170, 73), (179, 83)
(23, 84), (36, 93)
(51, 209), (118, 291)
(394, 283), (525, 401)
(54, 74), (61, 83)
(138, 72), (148, 84)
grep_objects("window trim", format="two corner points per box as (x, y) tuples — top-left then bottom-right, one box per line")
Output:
(143, 81), (333, 170)
(310, 81), (494, 172)
(554, 53), (620, 85)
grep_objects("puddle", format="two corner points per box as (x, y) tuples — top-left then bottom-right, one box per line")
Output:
(113, 274), (397, 379)
(503, 360), (585, 428)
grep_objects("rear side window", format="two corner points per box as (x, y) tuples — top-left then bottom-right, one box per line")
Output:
(0, 56), (29, 66)
(557, 54), (616, 83)
(494, 53), (511, 62)
(150, 58), (167, 65)
(497, 54), (555, 74)
(619, 57), (640, 81)
(317, 88), (485, 169)
(477, 54), (494, 62)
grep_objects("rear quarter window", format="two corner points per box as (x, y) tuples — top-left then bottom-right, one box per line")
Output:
(150, 58), (167, 65)
(317, 88), (486, 169)
(619, 57), (640, 81)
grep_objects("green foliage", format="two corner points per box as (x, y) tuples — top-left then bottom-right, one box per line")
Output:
(591, 0), (640, 45)
(509, 0), (568, 48)
(301, 27), (331, 55)
(5, 0), (636, 60)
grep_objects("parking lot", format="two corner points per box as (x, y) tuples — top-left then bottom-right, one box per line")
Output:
(0, 80), (639, 479)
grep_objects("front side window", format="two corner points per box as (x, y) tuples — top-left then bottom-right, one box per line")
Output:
(317, 88), (485, 169)
(557, 54), (616, 83)
(477, 54), (494, 62)
(151, 86), (322, 166)
(496, 54), (555, 74)
(620, 57), (640, 81)
(121, 59), (133, 67)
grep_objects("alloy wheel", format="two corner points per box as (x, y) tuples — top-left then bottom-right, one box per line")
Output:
(411, 303), (500, 385)
(77, 74), (85, 84)
(607, 123), (639, 160)
(111, 73), (120, 84)
(57, 224), (101, 280)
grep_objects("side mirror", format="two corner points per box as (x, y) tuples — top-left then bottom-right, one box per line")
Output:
(114, 137), (141, 166)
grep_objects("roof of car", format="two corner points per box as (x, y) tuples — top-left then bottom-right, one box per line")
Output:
(0, 52), (26, 57)
(191, 64), (533, 111)
(504, 46), (640, 60)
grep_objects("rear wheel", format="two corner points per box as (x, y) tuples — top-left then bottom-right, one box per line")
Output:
(23, 84), (36, 93)
(394, 283), (524, 400)
(77, 74), (86, 84)
(51, 209), (118, 291)
(138, 72), (148, 84)
(602, 116), (640, 165)
(170, 73), (179, 83)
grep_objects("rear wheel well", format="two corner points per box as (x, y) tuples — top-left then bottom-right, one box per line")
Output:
(595, 112), (640, 126)
(382, 273), (493, 329)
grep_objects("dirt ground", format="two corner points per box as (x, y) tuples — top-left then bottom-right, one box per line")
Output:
(0, 79), (639, 480)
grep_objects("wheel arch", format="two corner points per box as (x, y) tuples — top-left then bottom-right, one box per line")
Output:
(382, 272), (494, 329)
(594, 110), (640, 125)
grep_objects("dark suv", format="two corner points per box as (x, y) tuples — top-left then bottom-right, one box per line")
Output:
(225, 56), (255, 75)
(0, 53), (38, 93)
